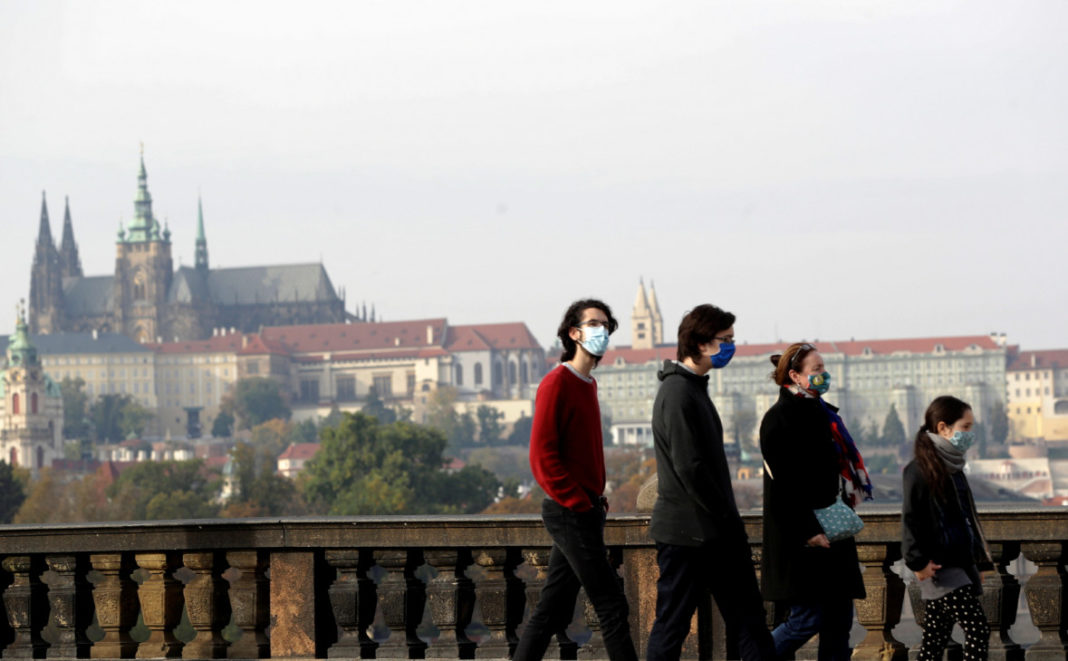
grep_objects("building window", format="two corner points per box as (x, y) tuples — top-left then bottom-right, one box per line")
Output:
(493, 362), (503, 386)
(300, 379), (320, 403)
(509, 362), (517, 385)
(455, 364), (463, 386)
(247, 361), (260, 375)
(373, 375), (393, 398)
(31, 392), (38, 415)
(9, 448), (16, 467)
(520, 362), (529, 385)
(407, 373), (416, 396)
(11, 393), (19, 415)
(337, 376), (356, 401)
(474, 363), (483, 386)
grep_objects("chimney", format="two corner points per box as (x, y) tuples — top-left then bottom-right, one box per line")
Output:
(394, 337), (401, 346)
(92, 329), (98, 341)
(1031, 354), (1037, 368)
(242, 335), (249, 349)
(427, 325), (434, 345)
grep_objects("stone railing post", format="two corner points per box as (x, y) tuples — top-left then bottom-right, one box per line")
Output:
(621, 546), (657, 659)
(182, 552), (230, 659)
(423, 549), (475, 659)
(90, 553), (138, 659)
(325, 549), (377, 659)
(981, 542), (1024, 661)
(852, 543), (907, 661)
(1022, 542), (1067, 661)
(45, 555), (92, 659)
(225, 550), (269, 660)
(134, 552), (183, 658)
(1, 555), (48, 659)
(520, 549), (576, 660)
(473, 548), (511, 659)
(374, 549), (426, 658)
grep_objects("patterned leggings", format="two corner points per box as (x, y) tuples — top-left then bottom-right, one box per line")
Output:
(917, 585), (990, 661)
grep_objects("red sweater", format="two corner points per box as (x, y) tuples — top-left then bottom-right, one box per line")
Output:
(529, 364), (606, 511)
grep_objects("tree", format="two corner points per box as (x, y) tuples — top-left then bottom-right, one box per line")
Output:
(508, 414), (533, 446)
(881, 404), (907, 447)
(361, 385), (397, 424)
(211, 411), (234, 438)
(989, 400), (1010, 445)
(106, 460), (219, 521)
(0, 461), (26, 523)
(221, 442), (304, 517)
(231, 378), (291, 429)
(60, 377), (90, 440)
(248, 419), (294, 460)
(476, 405), (504, 445)
(91, 394), (149, 442)
(119, 399), (154, 439)
(425, 387), (476, 449)
(289, 419), (319, 444)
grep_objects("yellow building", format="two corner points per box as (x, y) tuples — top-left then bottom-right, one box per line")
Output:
(149, 333), (243, 439)
(1006, 349), (1068, 441)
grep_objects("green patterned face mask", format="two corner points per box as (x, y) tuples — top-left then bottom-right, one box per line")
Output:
(807, 371), (831, 394)
(948, 430), (976, 452)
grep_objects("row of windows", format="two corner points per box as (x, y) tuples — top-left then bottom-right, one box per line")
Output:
(454, 360), (541, 388)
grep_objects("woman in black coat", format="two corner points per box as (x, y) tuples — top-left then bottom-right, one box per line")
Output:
(760, 343), (870, 661)
(902, 395), (992, 661)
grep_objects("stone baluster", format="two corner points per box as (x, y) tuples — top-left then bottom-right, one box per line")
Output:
(375, 549), (427, 658)
(1022, 542), (1067, 661)
(326, 549), (378, 659)
(225, 551), (269, 659)
(472, 549), (510, 659)
(852, 543), (907, 661)
(182, 552), (230, 659)
(134, 553), (183, 658)
(423, 549), (475, 659)
(981, 542), (1023, 661)
(90, 554), (138, 659)
(520, 549), (575, 660)
(1, 555), (48, 659)
(46, 555), (93, 659)
(505, 548), (526, 658)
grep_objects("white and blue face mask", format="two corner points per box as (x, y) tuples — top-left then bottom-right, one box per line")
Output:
(947, 430), (976, 453)
(580, 325), (610, 357)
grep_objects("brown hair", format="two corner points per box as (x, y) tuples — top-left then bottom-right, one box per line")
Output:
(769, 343), (819, 386)
(675, 304), (736, 362)
(914, 395), (972, 499)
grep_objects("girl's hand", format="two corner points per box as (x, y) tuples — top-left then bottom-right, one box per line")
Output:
(806, 533), (831, 548)
(915, 561), (942, 581)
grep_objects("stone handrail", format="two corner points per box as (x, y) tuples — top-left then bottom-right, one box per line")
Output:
(0, 507), (1063, 659)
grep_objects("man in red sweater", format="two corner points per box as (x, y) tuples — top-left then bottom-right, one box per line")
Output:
(514, 299), (638, 661)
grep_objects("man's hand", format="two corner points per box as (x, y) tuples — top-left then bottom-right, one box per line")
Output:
(915, 561), (942, 581)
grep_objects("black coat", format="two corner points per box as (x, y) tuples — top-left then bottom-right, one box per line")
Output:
(649, 360), (745, 546)
(901, 460), (991, 576)
(759, 387), (865, 602)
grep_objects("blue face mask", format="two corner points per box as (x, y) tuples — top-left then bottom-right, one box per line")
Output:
(708, 342), (735, 369)
(580, 325), (609, 357)
(807, 371), (831, 394)
(948, 430), (976, 453)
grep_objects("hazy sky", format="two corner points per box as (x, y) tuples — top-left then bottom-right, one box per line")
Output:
(2, 1), (1065, 352)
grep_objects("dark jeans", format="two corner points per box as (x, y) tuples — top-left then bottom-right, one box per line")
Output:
(772, 598), (854, 661)
(513, 498), (638, 661)
(646, 538), (775, 661)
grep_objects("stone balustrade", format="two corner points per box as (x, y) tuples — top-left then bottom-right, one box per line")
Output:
(0, 507), (1063, 660)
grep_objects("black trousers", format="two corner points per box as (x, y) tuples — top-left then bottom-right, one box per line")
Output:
(513, 498), (638, 661)
(918, 585), (989, 661)
(646, 538), (776, 661)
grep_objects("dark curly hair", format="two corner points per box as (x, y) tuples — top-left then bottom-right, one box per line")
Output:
(556, 299), (618, 365)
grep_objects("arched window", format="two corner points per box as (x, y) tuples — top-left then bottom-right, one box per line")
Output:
(509, 362), (517, 385)
(520, 362), (529, 385)
(133, 270), (147, 301)
(31, 392), (38, 415)
(474, 363), (483, 386)
(36, 447), (44, 470)
(9, 448), (16, 467)
(493, 362), (503, 386)
(455, 364), (464, 386)
(11, 393), (19, 415)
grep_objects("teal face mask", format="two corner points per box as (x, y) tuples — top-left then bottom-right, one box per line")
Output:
(948, 430), (976, 452)
(807, 371), (831, 395)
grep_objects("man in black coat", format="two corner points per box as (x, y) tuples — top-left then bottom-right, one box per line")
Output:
(646, 305), (774, 661)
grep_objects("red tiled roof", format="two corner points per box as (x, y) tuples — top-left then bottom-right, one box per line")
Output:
(446, 323), (541, 351)
(238, 334), (290, 356)
(279, 442), (320, 461)
(601, 335), (1003, 365)
(1008, 349), (1068, 372)
(146, 335), (248, 354)
(296, 347), (451, 364)
(203, 455), (230, 470)
(262, 319), (448, 354)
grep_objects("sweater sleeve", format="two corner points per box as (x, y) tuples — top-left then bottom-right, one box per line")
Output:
(760, 412), (824, 543)
(901, 462), (935, 571)
(529, 372), (593, 511)
(660, 387), (740, 524)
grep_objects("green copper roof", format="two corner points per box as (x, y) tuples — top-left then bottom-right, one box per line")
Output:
(197, 197), (206, 241)
(6, 312), (39, 369)
(125, 147), (157, 242)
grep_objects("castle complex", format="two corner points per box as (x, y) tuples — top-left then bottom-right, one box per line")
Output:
(28, 150), (348, 344)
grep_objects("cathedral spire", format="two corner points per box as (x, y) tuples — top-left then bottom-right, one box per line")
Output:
(647, 279), (664, 345)
(29, 192), (63, 333)
(128, 145), (155, 242)
(36, 191), (54, 248)
(631, 278), (656, 349)
(195, 195), (209, 270)
(59, 195), (83, 278)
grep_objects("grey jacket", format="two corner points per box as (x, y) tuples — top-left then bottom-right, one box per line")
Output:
(649, 360), (744, 546)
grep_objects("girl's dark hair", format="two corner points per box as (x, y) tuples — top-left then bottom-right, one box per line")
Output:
(914, 395), (972, 496)
(676, 304), (735, 362)
(769, 343), (820, 386)
(556, 299), (618, 365)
